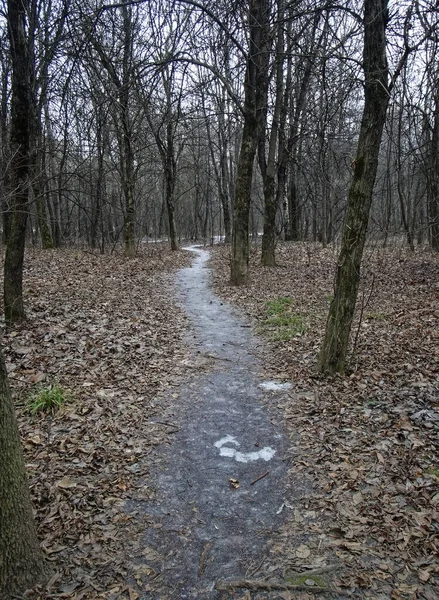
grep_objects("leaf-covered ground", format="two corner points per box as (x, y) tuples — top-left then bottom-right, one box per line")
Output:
(3, 245), (194, 600)
(4, 241), (439, 599)
(209, 242), (439, 600)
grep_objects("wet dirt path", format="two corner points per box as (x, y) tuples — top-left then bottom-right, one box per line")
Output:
(133, 247), (300, 599)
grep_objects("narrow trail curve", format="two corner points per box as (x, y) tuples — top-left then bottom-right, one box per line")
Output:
(133, 247), (305, 599)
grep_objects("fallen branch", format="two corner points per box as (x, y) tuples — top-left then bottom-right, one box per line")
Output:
(215, 578), (345, 595)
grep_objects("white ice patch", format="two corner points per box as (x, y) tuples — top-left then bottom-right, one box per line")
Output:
(214, 435), (276, 463)
(259, 381), (292, 392)
(214, 435), (239, 449)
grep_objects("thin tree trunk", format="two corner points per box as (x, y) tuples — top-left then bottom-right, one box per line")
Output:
(164, 114), (178, 251)
(428, 84), (439, 250)
(260, 0), (285, 266)
(318, 0), (390, 374)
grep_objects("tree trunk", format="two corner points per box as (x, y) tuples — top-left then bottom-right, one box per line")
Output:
(318, 0), (389, 374)
(260, 1), (285, 267)
(231, 119), (259, 284)
(165, 166), (178, 251)
(231, 0), (271, 284)
(1, 60), (10, 245)
(0, 346), (47, 598)
(165, 114), (178, 251)
(4, 0), (32, 325)
(428, 84), (439, 250)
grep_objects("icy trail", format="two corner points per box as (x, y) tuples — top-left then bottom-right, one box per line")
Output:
(133, 247), (295, 599)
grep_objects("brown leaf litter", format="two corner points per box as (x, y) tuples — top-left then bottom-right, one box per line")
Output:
(2, 245), (195, 600)
(4, 240), (439, 599)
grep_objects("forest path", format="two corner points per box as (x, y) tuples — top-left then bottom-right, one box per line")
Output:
(131, 247), (302, 599)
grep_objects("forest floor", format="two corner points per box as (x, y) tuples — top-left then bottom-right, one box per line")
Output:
(5, 245), (193, 600)
(4, 241), (439, 599)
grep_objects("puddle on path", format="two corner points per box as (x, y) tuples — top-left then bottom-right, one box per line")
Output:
(129, 247), (304, 599)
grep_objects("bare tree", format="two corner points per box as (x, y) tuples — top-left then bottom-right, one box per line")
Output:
(318, 0), (391, 373)
(231, 0), (272, 284)
(4, 0), (33, 323)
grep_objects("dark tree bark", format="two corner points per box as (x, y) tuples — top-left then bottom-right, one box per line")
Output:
(0, 49), (10, 245)
(318, 0), (390, 373)
(427, 82), (439, 250)
(231, 0), (272, 284)
(4, 0), (32, 324)
(0, 345), (47, 598)
(259, 0), (284, 266)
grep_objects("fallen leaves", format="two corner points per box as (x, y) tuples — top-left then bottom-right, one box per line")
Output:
(2, 245), (193, 599)
(296, 544), (311, 559)
(229, 477), (240, 490)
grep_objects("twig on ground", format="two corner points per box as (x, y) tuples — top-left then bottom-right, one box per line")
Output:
(151, 420), (180, 430)
(250, 470), (269, 485)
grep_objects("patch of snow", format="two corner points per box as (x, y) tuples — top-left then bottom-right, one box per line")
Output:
(214, 434), (276, 463)
(214, 435), (239, 448)
(259, 381), (292, 392)
(233, 448), (276, 463)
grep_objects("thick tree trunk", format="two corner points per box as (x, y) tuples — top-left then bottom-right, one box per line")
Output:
(165, 173), (178, 251)
(221, 191), (232, 244)
(318, 0), (389, 374)
(231, 0), (271, 284)
(4, 0), (32, 324)
(231, 121), (258, 284)
(0, 347), (47, 598)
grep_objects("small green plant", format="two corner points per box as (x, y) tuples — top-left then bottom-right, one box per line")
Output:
(29, 384), (67, 414)
(424, 466), (439, 479)
(260, 296), (307, 341)
(266, 296), (293, 315)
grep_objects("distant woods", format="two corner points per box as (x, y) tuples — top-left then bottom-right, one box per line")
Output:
(0, 0), (438, 256)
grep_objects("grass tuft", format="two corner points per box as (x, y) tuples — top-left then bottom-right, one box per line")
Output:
(260, 296), (307, 341)
(29, 384), (67, 414)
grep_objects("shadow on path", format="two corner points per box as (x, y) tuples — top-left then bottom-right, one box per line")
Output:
(130, 247), (305, 599)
